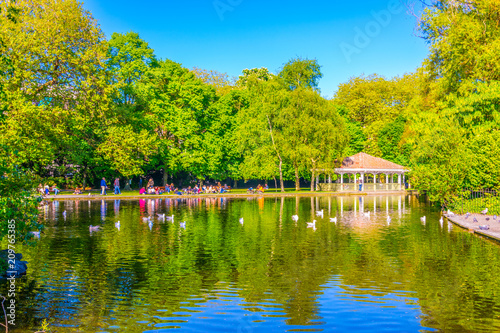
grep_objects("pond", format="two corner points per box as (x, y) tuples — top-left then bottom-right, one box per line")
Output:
(3, 194), (500, 332)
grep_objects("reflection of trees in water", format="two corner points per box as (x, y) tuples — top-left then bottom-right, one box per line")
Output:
(5, 196), (500, 331)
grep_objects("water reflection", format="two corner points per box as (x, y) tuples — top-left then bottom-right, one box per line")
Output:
(3, 195), (500, 332)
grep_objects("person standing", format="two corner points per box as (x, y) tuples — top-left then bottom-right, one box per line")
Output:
(101, 177), (107, 195)
(114, 177), (121, 195)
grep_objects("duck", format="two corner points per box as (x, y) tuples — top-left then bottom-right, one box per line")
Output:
(330, 217), (337, 223)
(180, 221), (186, 229)
(239, 218), (244, 225)
(29, 231), (41, 239)
(481, 208), (489, 215)
(316, 210), (324, 217)
(420, 216), (426, 223)
(364, 211), (370, 218)
(291, 215), (299, 222)
(157, 213), (165, 220)
(142, 216), (151, 222)
(166, 215), (174, 223)
(115, 221), (120, 229)
(306, 220), (316, 228)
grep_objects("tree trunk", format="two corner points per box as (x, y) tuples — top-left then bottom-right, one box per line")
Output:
(234, 179), (237, 189)
(294, 163), (300, 191)
(278, 158), (285, 192)
(82, 170), (87, 189)
(310, 161), (316, 192)
(163, 171), (168, 186)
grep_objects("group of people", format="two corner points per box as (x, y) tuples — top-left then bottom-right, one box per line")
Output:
(100, 177), (122, 195)
(247, 184), (268, 194)
(138, 180), (230, 196)
(38, 184), (59, 196)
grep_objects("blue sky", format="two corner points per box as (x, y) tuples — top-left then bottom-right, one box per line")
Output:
(82, 0), (429, 98)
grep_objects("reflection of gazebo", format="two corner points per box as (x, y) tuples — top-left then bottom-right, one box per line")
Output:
(317, 152), (410, 192)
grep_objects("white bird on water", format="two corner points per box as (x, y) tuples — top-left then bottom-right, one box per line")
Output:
(292, 215), (299, 222)
(239, 218), (244, 225)
(89, 225), (101, 232)
(157, 213), (165, 220)
(421, 216), (426, 223)
(364, 211), (370, 218)
(180, 221), (186, 229)
(115, 221), (120, 230)
(166, 215), (174, 223)
(142, 216), (151, 222)
(330, 217), (337, 223)
(307, 220), (316, 228)
(29, 231), (41, 239)
(316, 210), (324, 217)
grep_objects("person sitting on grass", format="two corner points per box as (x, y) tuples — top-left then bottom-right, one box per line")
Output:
(52, 184), (60, 195)
(139, 187), (146, 195)
(247, 187), (255, 194)
(175, 188), (183, 195)
(257, 184), (264, 194)
(74, 187), (82, 195)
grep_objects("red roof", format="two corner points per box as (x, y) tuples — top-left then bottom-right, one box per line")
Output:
(339, 153), (406, 170)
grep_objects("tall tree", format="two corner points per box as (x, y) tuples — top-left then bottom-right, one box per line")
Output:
(0, 0), (113, 186)
(278, 57), (322, 92)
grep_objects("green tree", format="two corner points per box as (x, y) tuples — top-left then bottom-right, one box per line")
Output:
(278, 57), (322, 92)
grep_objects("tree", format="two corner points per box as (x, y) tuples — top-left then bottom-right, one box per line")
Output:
(107, 32), (158, 105)
(135, 59), (217, 184)
(191, 67), (234, 95)
(236, 67), (274, 87)
(0, 146), (42, 243)
(278, 57), (322, 92)
(0, 0), (113, 186)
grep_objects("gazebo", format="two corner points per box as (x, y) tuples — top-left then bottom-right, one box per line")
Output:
(316, 152), (410, 192)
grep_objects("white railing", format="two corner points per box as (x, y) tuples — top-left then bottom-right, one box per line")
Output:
(318, 183), (404, 192)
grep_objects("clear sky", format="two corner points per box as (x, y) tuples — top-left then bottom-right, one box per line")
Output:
(82, 0), (429, 98)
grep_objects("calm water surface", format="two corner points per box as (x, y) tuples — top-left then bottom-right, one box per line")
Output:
(4, 195), (500, 332)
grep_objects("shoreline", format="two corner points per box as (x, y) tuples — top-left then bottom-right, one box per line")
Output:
(43, 190), (413, 201)
(445, 213), (500, 243)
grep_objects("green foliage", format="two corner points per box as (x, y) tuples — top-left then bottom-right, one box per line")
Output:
(278, 57), (323, 92)
(0, 146), (41, 242)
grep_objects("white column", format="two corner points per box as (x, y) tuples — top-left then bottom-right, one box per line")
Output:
(354, 173), (357, 188)
(398, 174), (402, 190)
(328, 174), (331, 183)
(386, 174), (389, 183)
(340, 173), (344, 184)
(374, 174), (377, 183)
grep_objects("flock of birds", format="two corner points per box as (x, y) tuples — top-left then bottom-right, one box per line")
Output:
(30, 205), (499, 239)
